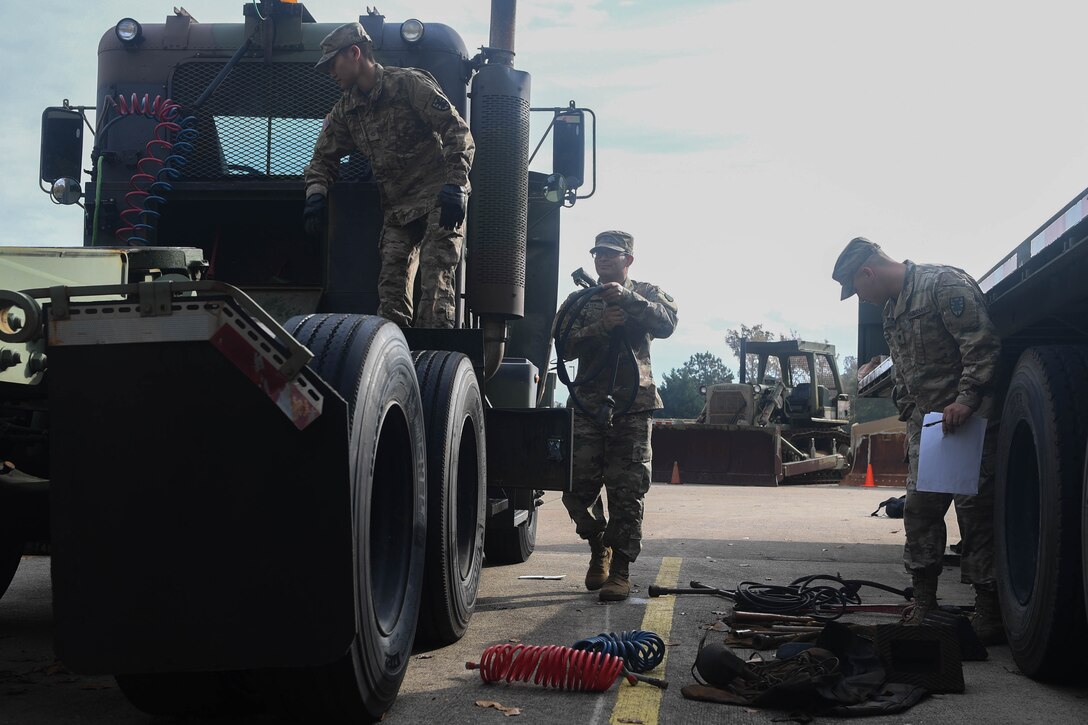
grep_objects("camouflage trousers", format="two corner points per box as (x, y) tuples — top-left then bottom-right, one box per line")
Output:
(377, 206), (463, 329)
(562, 411), (653, 563)
(904, 413), (997, 585)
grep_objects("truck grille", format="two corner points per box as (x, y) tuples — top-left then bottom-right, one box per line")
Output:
(709, 392), (747, 416)
(169, 61), (357, 181)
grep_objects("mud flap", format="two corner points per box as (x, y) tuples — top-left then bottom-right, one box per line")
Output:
(48, 303), (355, 674)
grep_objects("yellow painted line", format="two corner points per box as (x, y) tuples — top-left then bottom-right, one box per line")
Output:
(609, 556), (681, 725)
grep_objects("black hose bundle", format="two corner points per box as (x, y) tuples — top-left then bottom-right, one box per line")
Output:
(731, 574), (911, 621)
(552, 287), (638, 424)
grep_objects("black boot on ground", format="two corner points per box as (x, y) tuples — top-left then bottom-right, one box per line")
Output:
(904, 572), (938, 625)
(970, 582), (1006, 646)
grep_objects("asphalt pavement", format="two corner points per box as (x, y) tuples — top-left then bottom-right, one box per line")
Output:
(2, 484), (1086, 724)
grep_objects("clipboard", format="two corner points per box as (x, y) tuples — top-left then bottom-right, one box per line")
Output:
(916, 412), (986, 495)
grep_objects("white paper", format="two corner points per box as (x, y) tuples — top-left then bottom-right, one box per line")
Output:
(917, 412), (987, 495)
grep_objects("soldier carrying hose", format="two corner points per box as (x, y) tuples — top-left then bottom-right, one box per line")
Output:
(552, 231), (678, 601)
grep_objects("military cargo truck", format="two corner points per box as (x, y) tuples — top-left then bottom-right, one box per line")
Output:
(0, 0), (593, 719)
(856, 185), (1088, 682)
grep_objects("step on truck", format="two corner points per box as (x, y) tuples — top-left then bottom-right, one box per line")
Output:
(856, 185), (1088, 682)
(0, 0), (594, 719)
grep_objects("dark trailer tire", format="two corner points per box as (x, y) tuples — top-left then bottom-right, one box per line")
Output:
(485, 497), (538, 565)
(995, 346), (1088, 681)
(413, 351), (486, 647)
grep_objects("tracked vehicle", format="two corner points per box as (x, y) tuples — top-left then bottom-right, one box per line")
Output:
(652, 339), (851, 485)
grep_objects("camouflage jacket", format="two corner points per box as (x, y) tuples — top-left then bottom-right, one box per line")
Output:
(554, 278), (678, 415)
(882, 261), (1000, 421)
(304, 65), (475, 226)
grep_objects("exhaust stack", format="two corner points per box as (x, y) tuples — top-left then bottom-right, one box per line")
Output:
(467, 0), (530, 378)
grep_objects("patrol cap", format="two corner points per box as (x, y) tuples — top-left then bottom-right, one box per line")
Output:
(315, 22), (372, 71)
(591, 230), (634, 255)
(832, 236), (881, 300)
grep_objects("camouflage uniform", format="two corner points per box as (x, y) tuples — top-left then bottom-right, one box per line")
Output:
(555, 277), (678, 562)
(304, 64), (475, 328)
(882, 261), (1000, 584)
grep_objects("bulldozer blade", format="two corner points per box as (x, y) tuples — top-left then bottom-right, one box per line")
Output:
(651, 422), (781, 486)
(843, 433), (908, 487)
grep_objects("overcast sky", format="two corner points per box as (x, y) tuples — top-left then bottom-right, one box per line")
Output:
(3, 0), (1088, 382)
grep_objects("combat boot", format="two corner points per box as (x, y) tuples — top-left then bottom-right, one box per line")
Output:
(904, 572), (938, 625)
(969, 583), (1007, 646)
(599, 553), (631, 602)
(584, 533), (612, 591)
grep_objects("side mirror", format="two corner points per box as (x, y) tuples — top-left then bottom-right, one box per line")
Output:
(699, 385), (708, 396)
(543, 174), (568, 204)
(40, 108), (84, 188)
(552, 108), (584, 191)
(51, 178), (83, 205)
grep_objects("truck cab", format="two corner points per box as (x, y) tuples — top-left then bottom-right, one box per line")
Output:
(1, 1), (595, 720)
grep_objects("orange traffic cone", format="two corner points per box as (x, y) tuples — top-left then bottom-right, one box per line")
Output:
(864, 463), (876, 487)
(670, 461), (682, 485)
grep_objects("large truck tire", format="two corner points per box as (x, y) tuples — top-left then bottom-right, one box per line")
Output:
(995, 346), (1088, 681)
(484, 497), (538, 565)
(0, 539), (21, 601)
(268, 313), (427, 721)
(412, 351), (486, 647)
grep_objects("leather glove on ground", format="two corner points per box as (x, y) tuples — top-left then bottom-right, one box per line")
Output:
(437, 184), (467, 230)
(303, 193), (327, 238)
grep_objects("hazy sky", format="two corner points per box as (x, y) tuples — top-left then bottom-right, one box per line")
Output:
(3, 0), (1088, 382)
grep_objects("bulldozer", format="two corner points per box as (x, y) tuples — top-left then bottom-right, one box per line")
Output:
(652, 340), (851, 485)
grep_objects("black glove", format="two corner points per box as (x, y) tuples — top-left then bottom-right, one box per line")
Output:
(437, 184), (466, 230)
(303, 193), (327, 238)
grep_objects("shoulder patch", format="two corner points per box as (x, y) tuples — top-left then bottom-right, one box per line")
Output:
(431, 95), (451, 112)
(949, 296), (965, 317)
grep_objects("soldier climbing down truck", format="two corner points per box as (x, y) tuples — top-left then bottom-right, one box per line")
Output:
(0, 0), (596, 721)
(304, 21), (475, 329)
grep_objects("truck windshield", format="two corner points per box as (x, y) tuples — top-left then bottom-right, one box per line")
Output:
(212, 116), (323, 177)
(170, 60), (341, 180)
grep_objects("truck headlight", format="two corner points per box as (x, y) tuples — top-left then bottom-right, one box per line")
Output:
(115, 18), (143, 45)
(401, 19), (425, 43)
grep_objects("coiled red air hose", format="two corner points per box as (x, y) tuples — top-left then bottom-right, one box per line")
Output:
(466, 643), (625, 692)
